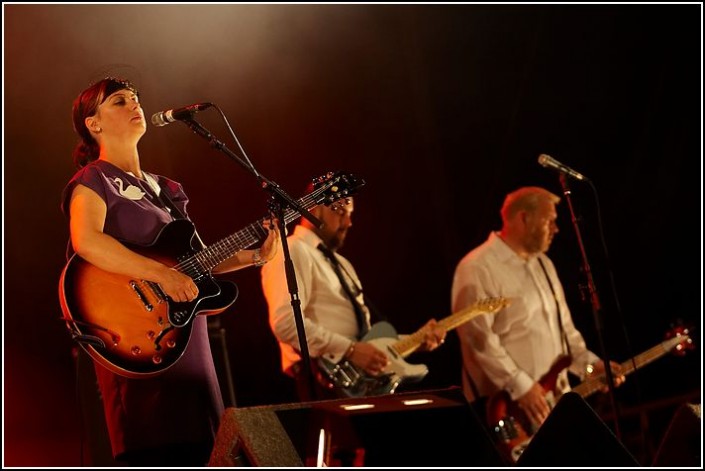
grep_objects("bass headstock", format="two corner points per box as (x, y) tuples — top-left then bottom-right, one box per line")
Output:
(665, 324), (696, 357)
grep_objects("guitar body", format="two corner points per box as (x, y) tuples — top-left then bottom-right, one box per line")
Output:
(317, 321), (430, 398)
(58, 172), (367, 378)
(367, 322), (430, 383)
(59, 219), (238, 378)
(316, 297), (510, 398)
(486, 331), (693, 463)
(486, 355), (571, 462)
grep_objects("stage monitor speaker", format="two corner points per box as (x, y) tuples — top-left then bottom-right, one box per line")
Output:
(209, 386), (508, 467)
(516, 392), (640, 467)
(652, 403), (701, 467)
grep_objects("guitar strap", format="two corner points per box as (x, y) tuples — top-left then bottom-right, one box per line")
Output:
(321, 247), (387, 323)
(152, 175), (207, 251)
(151, 176), (186, 220)
(537, 257), (571, 358)
(317, 243), (370, 338)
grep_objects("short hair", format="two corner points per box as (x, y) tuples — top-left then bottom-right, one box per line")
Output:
(500, 186), (560, 222)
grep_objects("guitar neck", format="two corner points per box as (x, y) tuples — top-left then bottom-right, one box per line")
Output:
(392, 298), (508, 358)
(182, 194), (321, 273)
(572, 335), (690, 398)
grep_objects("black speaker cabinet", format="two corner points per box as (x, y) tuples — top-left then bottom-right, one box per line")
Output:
(516, 392), (639, 467)
(209, 387), (508, 467)
(652, 403), (701, 467)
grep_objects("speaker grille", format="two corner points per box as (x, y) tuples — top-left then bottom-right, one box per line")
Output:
(210, 387), (508, 467)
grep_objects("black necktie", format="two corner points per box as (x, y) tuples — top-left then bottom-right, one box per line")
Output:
(317, 243), (369, 338)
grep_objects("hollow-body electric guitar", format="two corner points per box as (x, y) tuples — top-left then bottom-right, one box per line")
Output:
(316, 297), (510, 398)
(487, 329), (694, 463)
(59, 171), (364, 378)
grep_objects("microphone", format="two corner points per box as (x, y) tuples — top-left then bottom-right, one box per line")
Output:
(151, 103), (212, 127)
(538, 154), (588, 181)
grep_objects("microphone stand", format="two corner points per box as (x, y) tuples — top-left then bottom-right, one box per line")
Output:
(182, 118), (322, 401)
(558, 174), (621, 440)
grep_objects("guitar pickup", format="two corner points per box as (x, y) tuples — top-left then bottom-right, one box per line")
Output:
(130, 281), (153, 311)
(145, 281), (167, 303)
(385, 345), (400, 360)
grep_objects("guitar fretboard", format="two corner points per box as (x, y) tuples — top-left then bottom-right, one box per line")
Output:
(392, 297), (509, 357)
(174, 186), (334, 278)
(572, 335), (690, 398)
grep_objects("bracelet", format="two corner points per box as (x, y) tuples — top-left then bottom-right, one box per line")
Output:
(344, 341), (356, 359)
(252, 248), (267, 267)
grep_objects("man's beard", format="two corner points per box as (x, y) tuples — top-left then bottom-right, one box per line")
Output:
(526, 231), (550, 255)
(328, 229), (348, 250)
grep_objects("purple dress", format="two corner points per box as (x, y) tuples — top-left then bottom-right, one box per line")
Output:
(61, 160), (224, 460)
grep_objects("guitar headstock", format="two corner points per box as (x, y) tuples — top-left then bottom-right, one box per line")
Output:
(665, 324), (695, 357)
(476, 296), (511, 314)
(310, 171), (366, 208)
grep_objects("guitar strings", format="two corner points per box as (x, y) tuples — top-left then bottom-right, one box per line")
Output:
(170, 188), (328, 278)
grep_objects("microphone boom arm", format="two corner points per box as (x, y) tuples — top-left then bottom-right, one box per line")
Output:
(179, 117), (323, 401)
(180, 118), (322, 229)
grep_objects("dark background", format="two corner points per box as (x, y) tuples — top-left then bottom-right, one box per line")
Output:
(4, 4), (701, 466)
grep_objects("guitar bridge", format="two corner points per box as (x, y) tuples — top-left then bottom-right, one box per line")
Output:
(145, 281), (167, 303)
(332, 362), (362, 388)
(493, 416), (519, 442)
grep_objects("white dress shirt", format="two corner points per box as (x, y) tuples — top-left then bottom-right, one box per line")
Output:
(261, 225), (371, 375)
(451, 232), (598, 402)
